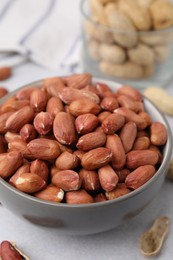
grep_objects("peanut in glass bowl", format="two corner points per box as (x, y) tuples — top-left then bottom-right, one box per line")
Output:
(80, 0), (173, 89)
(0, 76), (172, 235)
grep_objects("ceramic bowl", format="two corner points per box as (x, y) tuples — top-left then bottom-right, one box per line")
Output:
(0, 78), (172, 235)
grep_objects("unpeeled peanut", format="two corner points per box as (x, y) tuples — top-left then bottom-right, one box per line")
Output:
(118, 0), (151, 31)
(144, 86), (173, 115)
(107, 10), (137, 48)
(99, 43), (126, 64)
(99, 61), (144, 80)
(150, 0), (173, 30)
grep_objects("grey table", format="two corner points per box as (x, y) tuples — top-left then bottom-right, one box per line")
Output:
(0, 62), (173, 260)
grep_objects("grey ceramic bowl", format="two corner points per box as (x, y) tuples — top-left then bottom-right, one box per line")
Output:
(0, 78), (172, 235)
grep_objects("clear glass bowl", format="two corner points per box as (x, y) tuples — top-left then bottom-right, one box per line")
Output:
(80, 0), (173, 89)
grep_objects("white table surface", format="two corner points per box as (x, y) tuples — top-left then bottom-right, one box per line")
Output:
(1, 61), (173, 260)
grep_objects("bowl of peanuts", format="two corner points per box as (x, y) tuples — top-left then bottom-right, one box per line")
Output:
(81, 0), (173, 88)
(0, 73), (172, 235)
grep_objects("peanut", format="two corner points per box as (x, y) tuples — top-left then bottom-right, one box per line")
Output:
(98, 164), (119, 191)
(65, 189), (94, 204)
(101, 113), (125, 134)
(126, 150), (159, 169)
(125, 165), (156, 189)
(34, 185), (64, 203)
(116, 85), (142, 101)
(75, 113), (99, 134)
(30, 89), (47, 112)
(55, 151), (79, 170)
(53, 112), (77, 145)
(106, 183), (131, 200)
(150, 122), (167, 146)
(0, 240), (29, 260)
(87, 40), (101, 61)
(79, 168), (100, 191)
(69, 98), (101, 117)
(14, 172), (46, 193)
(100, 96), (119, 112)
(128, 44), (155, 66)
(115, 107), (147, 130)
(1, 99), (30, 112)
(64, 73), (92, 89)
(107, 10), (137, 48)
(52, 170), (81, 191)
(59, 87), (100, 105)
(9, 163), (31, 186)
(0, 151), (23, 178)
(119, 121), (137, 153)
(99, 43), (126, 64)
(118, 0), (151, 31)
(76, 132), (107, 151)
(43, 77), (65, 97)
(5, 106), (34, 133)
(30, 159), (49, 182)
(0, 66), (11, 81)
(150, 0), (173, 30)
(99, 61), (144, 80)
(27, 138), (61, 160)
(132, 136), (150, 150)
(144, 86), (173, 115)
(81, 147), (112, 170)
(46, 96), (64, 116)
(106, 134), (126, 169)
(20, 124), (37, 142)
(33, 112), (53, 135)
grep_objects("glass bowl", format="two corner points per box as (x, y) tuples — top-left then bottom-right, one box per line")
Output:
(80, 0), (173, 89)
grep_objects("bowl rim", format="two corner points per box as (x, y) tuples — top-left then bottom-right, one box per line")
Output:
(0, 77), (172, 209)
(80, 0), (173, 36)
